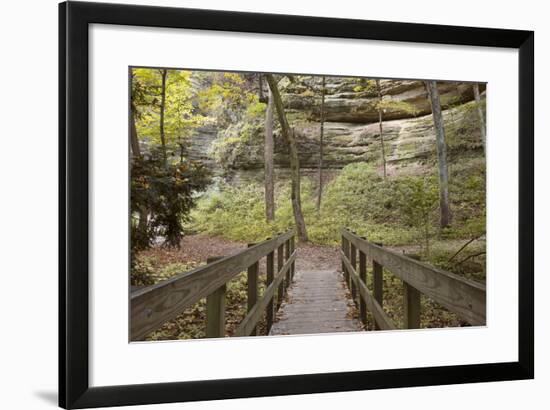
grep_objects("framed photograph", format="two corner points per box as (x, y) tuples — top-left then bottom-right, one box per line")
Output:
(59, 1), (534, 408)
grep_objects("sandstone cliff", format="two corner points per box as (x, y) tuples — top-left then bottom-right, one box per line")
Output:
(188, 76), (486, 175)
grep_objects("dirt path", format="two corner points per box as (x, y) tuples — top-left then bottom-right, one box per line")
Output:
(138, 234), (342, 273)
(294, 242), (341, 271)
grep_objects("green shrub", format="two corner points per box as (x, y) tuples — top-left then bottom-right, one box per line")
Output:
(189, 159), (485, 251)
(393, 175), (439, 256)
(131, 152), (211, 251)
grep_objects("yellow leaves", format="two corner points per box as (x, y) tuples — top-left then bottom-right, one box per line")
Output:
(223, 72), (245, 84)
(132, 67), (162, 85)
(246, 100), (266, 117)
(132, 67), (205, 145)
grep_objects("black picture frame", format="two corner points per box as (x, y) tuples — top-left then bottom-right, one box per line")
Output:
(59, 1), (534, 408)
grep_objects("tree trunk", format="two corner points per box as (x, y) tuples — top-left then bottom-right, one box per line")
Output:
(472, 83), (486, 154)
(426, 81), (451, 228)
(316, 76), (325, 212)
(130, 109), (141, 158)
(264, 86), (275, 221)
(376, 79), (387, 178)
(258, 74), (267, 103)
(265, 74), (308, 241)
(159, 69), (168, 167)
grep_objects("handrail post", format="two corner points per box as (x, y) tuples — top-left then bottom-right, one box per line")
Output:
(359, 247), (367, 327)
(341, 234), (345, 279)
(266, 248), (275, 333)
(290, 235), (296, 281)
(284, 238), (291, 289)
(247, 244), (259, 335)
(372, 242), (384, 330)
(206, 256), (225, 338)
(403, 282), (421, 329)
(342, 235), (349, 284)
(277, 242), (285, 309)
(350, 242), (357, 304)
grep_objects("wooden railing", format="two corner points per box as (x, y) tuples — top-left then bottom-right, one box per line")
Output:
(131, 230), (296, 340)
(340, 228), (486, 330)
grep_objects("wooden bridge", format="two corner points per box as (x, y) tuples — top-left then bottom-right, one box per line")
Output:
(131, 229), (486, 341)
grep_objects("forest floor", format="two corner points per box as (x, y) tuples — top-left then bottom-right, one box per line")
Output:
(138, 233), (345, 274)
(134, 234), (481, 340)
(137, 234), (246, 272)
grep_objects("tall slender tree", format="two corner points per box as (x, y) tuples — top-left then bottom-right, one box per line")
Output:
(316, 76), (326, 212)
(159, 69), (168, 167)
(130, 70), (143, 159)
(265, 74), (308, 241)
(375, 79), (387, 178)
(130, 107), (141, 158)
(472, 83), (486, 154)
(426, 81), (451, 228)
(264, 83), (275, 221)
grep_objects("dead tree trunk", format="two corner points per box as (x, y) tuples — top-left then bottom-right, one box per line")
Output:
(472, 83), (486, 155)
(426, 81), (451, 228)
(316, 76), (326, 212)
(265, 74), (308, 241)
(376, 79), (387, 178)
(264, 85), (275, 221)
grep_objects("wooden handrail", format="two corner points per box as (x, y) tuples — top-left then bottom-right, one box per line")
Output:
(340, 228), (486, 328)
(340, 249), (397, 330)
(131, 229), (296, 340)
(235, 252), (296, 337)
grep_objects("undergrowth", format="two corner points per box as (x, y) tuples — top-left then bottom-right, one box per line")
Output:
(135, 157), (486, 339)
(190, 160), (486, 256)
